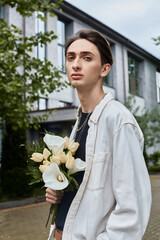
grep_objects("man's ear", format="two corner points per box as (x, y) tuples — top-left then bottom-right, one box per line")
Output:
(100, 64), (111, 78)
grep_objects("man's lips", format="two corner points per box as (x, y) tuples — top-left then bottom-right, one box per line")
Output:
(71, 73), (83, 80)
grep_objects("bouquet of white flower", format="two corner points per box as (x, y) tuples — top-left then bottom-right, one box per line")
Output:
(27, 133), (86, 227)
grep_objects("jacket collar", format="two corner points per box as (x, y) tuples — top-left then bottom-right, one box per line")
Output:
(77, 92), (114, 124)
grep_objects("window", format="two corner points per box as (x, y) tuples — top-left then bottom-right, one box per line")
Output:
(57, 20), (66, 72)
(59, 101), (72, 107)
(37, 97), (48, 110)
(103, 68), (113, 88)
(0, 4), (3, 19)
(128, 55), (143, 97)
(35, 11), (46, 60)
(156, 71), (160, 103)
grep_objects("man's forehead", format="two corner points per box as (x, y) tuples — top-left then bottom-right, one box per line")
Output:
(66, 51), (94, 56)
(66, 39), (99, 54)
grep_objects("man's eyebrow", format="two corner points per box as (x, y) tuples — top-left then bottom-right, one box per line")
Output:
(66, 52), (75, 55)
(80, 51), (95, 56)
(66, 51), (95, 56)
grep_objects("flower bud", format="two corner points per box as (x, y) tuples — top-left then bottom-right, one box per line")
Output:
(43, 148), (51, 160)
(59, 152), (67, 163)
(30, 153), (43, 162)
(39, 165), (47, 173)
(68, 140), (79, 155)
(50, 153), (61, 165)
(66, 151), (75, 169)
(43, 160), (51, 166)
(39, 160), (50, 173)
(64, 136), (69, 149)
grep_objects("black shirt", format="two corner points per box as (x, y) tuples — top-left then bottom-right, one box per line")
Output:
(55, 112), (91, 230)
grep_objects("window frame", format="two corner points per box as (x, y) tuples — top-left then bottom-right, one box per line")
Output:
(156, 71), (160, 103)
(57, 19), (66, 73)
(35, 11), (47, 60)
(103, 67), (114, 88)
(37, 97), (48, 110)
(128, 54), (143, 97)
(0, 3), (4, 19)
(59, 100), (72, 107)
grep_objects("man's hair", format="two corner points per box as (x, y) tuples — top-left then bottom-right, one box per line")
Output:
(65, 29), (113, 66)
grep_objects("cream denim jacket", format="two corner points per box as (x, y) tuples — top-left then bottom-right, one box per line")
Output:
(50, 93), (152, 240)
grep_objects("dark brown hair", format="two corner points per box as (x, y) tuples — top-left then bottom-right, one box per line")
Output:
(65, 29), (113, 66)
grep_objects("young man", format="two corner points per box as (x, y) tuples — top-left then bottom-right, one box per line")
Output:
(46, 29), (152, 240)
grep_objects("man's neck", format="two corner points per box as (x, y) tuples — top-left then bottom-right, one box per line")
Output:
(77, 87), (105, 113)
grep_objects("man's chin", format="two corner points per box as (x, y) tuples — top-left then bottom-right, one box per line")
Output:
(71, 81), (82, 88)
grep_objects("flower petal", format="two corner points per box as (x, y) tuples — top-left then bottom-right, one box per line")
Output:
(43, 134), (65, 153)
(42, 163), (68, 190)
(68, 158), (86, 175)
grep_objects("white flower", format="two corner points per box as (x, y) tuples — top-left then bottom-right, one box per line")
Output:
(64, 136), (69, 149)
(39, 165), (47, 173)
(42, 163), (68, 190)
(39, 160), (51, 173)
(65, 151), (75, 169)
(43, 148), (51, 160)
(50, 153), (61, 165)
(59, 152), (67, 164)
(30, 153), (43, 162)
(68, 140), (79, 155)
(68, 158), (87, 175)
(43, 134), (65, 153)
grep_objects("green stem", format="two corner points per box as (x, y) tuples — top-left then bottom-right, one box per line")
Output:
(45, 204), (55, 228)
(51, 204), (59, 225)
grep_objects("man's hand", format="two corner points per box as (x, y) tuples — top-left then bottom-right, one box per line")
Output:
(45, 188), (64, 204)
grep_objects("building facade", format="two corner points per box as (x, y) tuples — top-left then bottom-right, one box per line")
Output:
(0, 1), (160, 148)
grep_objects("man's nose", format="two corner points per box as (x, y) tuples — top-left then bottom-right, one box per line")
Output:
(72, 57), (81, 71)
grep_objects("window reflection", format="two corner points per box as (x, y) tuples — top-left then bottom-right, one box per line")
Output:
(36, 97), (48, 110)
(128, 55), (143, 97)
(35, 11), (46, 60)
(0, 4), (3, 19)
(156, 71), (160, 103)
(57, 20), (66, 72)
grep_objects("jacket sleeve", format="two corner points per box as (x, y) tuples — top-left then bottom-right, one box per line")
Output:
(97, 123), (152, 240)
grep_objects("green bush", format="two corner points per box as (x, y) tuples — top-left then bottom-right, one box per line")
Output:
(1, 167), (31, 198)
(0, 124), (32, 198)
(148, 165), (160, 173)
(148, 151), (160, 166)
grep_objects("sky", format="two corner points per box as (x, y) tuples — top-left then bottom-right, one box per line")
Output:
(65, 0), (160, 59)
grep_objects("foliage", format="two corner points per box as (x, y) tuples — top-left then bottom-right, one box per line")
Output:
(0, 0), (66, 198)
(148, 151), (160, 166)
(0, 0), (63, 18)
(125, 95), (160, 148)
(152, 36), (160, 46)
(136, 109), (160, 149)
(125, 95), (160, 167)
(0, 124), (32, 197)
(0, 18), (67, 130)
(148, 165), (160, 173)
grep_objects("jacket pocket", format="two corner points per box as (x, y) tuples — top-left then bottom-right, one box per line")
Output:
(87, 152), (110, 190)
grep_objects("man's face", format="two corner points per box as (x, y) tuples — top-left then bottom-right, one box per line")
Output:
(66, 39), (108, 90)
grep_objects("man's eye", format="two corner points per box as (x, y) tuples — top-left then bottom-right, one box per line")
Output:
(84, 56), (92, 61)
(67, 56), (74, 61)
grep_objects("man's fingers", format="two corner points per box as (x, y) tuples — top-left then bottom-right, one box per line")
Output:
(45, 188), (64, 204)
